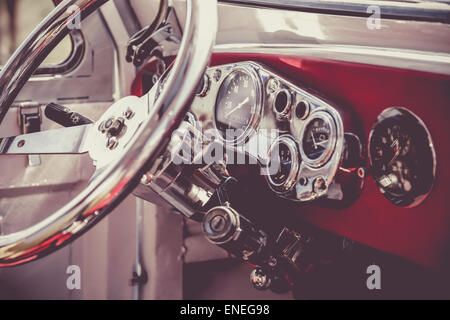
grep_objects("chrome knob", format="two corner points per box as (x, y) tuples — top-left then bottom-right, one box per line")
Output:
(250, 268), (271, 290)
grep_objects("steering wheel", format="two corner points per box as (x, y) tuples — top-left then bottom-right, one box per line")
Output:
(0, 0), (217, 266)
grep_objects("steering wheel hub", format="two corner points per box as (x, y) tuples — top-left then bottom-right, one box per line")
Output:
(87, 96), (148, 167)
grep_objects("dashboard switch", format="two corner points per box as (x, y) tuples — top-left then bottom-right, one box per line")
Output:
(273, 89), (292, 121)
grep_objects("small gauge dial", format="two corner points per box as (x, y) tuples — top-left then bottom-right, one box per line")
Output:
(270, 142), (293, 186)
(301, 113), (336, 166)
(267, 136), (300, 193)
(214, 69), (261, 143)
(369, 108), (435, 207)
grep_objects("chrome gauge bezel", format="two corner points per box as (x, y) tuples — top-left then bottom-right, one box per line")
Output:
(213, 66), (263, 145)
(272, 88), (293, 122)
(368, 107), (436, 208)
(266, 135), (301, 193)
(189, 61), (346, 203)
(299, 111), (337, 168)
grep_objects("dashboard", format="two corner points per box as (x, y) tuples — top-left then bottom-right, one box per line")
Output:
(134, 52), (448, 269)
(185, 60), (437, 211)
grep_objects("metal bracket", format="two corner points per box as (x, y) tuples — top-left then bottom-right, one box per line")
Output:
(126, 6), (182, 67)
(17, 102), (42, 167)
(276, 227), (314, 271)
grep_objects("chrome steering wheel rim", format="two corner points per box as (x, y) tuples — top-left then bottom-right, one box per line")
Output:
(0, 0), (217, 266)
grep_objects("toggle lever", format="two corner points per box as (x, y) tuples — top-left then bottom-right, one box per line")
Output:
(45, 103), (93, 128)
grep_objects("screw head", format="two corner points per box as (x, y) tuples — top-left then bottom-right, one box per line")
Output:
(17, 140), (25, 148)
(313, 177), (327, 193)
(107, 137), (118, 150)
(104, 118), (114, 129)
(98, 121), (105, 132)
(267, 78), (280, 94)
(123, 108), (135, 120)
(299, 177), (308, 186)
(213, 69), (222, 82)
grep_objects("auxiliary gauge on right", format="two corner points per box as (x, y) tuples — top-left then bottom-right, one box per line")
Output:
(369, 107), (436, 207)
(300, 111), (337, 168)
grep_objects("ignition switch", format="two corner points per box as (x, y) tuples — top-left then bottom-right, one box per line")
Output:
(202, 204), (268, 263)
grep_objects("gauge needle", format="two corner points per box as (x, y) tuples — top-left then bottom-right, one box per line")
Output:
(316, 140), (328, 146)
(388, 139), (401, 166)
(225, 97), (249, 117)
(311, 132), (318, 150)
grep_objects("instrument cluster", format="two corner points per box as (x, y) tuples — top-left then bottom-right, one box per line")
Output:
(189, 62), (353, 203)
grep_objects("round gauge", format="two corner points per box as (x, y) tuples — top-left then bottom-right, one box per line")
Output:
(266, 136), (300, 193)
(369, 107), (436, 207)
(301, 112), (336, 167)
(214, 68), (262, 143)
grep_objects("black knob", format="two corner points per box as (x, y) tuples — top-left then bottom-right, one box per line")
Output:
(45, 103), (93, 127)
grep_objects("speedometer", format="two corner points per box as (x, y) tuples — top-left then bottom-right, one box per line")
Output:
(214, 68), (262, 143)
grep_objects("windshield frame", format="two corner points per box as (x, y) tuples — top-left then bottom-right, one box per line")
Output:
(219, 0), (450, 23)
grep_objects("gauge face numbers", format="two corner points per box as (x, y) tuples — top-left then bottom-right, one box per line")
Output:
(369, 108), (435, 207)
(215, 69), (260, 142)
(267, 136), (300, 193)
(301, 113), (335, 166)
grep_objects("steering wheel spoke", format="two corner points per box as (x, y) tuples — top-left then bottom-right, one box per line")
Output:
(0, 124), (92, 155)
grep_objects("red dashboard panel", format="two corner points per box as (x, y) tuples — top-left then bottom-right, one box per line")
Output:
(210, 53), (450, 269)
(132, 53), (450, 268)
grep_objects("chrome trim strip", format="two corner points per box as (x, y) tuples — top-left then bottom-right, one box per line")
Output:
(219, 0), (450, 23)
(214, 43), (450, 75)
